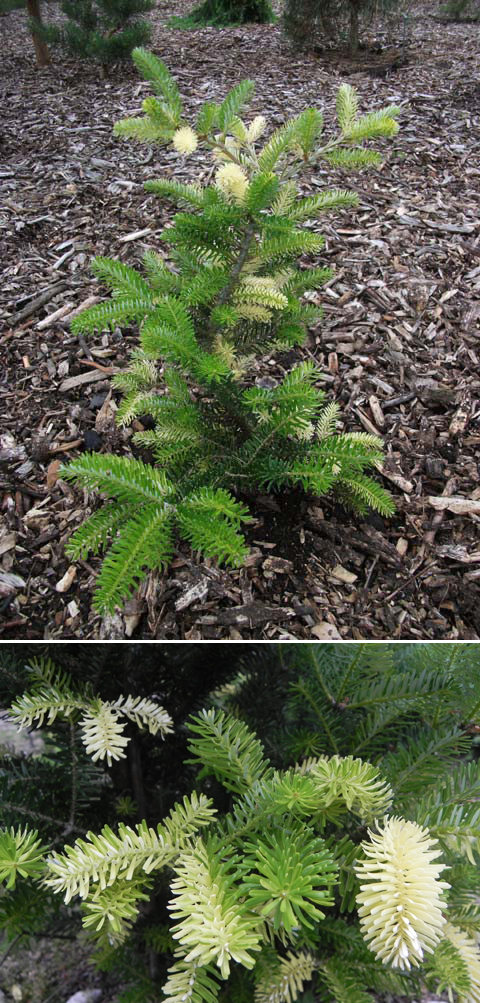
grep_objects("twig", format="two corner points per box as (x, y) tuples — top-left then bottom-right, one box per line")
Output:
(9, 282), (68, 326)
(363, 554), (379, 591)
(215, 221), (257, 310)
(68, 718), (78, 830)
(382, 561), (436, 603)
(0, 619), (27, 633)
(424, 476), (458, 546)
(78, 359), (115, 374)
(0, 801), (85, 833)
(0, 933), (22, 968)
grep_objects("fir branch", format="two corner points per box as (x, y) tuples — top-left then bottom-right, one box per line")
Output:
(186, 709), (271, 795)
(162, 959), (222, 1003)
(319, 959), (374, 1003)
(92, 505), (175, 613)
(131, 48), (182, 117)
(168, 836), (263, 979)
(61, 454), (174, 506)
(0, 828), (46, 889)
(254, 950), (315, 1003)
(44, 793), (217, 902)
(241, 828), (337, 933)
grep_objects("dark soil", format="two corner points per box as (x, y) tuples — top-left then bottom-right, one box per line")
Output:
(1, 0), (479, 639)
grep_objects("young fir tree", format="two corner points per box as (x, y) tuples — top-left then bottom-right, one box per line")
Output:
(1, 642), (480, 1003)
(37, 0), (153, 69)
(59, 49), (401, 614)
(0, 0), (52, 65)
(169, 0), (275, 29)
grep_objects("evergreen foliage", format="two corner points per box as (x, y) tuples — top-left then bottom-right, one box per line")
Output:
(282, 0), (401, 56)
(168, 0), (275, 29)
(0, 0), (52, 65)
(440, 0), (480, 19)
(1, 642), (480, 1003)
(0, 643), (249, 959)
(36, 0), (153, 66)
(62, 51), (401, 612)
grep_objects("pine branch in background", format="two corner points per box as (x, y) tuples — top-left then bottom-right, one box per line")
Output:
(32, 0), (154, 71)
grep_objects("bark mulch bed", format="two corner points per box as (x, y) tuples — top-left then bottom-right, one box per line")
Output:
(1, 0), (480, 639)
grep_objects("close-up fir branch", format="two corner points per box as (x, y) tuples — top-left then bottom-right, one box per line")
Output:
(0, 642), (480, 1003)
(59, 49), (403, 613)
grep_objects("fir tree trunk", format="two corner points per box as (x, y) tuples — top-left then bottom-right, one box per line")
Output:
(348, 0), (360, 55)
(27, 0), (50, 65)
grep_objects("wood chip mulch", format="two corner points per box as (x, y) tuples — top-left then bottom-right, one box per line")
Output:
(1, 0), (480, 639)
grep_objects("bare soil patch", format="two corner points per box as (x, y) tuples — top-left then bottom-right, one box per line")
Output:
(1, 0), (479, 639)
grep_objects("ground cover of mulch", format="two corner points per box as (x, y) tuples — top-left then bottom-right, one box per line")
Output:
(1, 0), (480, 640)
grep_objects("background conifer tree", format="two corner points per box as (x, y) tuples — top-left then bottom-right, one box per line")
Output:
(170, 0), (275, 29)
(440, 0), (479, 20)
(0, 0), (51, 65)
(37, 0), (154, 70)
(283, 0), (399, 56)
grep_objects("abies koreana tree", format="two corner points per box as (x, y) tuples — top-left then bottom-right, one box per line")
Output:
(59, 49), (400, 613)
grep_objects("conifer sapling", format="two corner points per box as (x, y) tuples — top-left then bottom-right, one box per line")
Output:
(61, 51), (402, 613)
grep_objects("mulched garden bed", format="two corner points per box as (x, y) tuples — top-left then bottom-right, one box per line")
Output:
(1, 0), (479, 639)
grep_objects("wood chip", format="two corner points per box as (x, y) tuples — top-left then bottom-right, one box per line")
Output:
(0, 571), (26, 596)
(428, 496), (480, 515)
(95, 391), (117, 433)
(396, 537), (409, 557)
(310, 621), (342, 639)
(449, 395), (471, 438)
(355, 408), (381, 437)
(46, 459), (62, 491)
(0, 533), (16, 557)
(123, 598), (144, 637)
(369, 394), (385, 428)
(329, 564), (358, 585)
(118, 227), (152, 243)
(9, 281), (67, 326)
(175, 577), (210, 612)
(377, 463), (414, 494)
(62, 296), (102, 323)
(36, 302), (74, 330)
(59, 370), (111, 391)
(55, 565), (78, 592)
(0, 434), (27, 464)
(435, 546), (480, 563)
(263, 557), (294, 575)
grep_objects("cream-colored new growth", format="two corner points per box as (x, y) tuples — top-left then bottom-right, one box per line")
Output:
(80, 704), (129, 766)
(172, 127), (198, 155)
(355, 816), (449, 970)
(443, 923), (480, 1003)
(214, 163), (250, 204)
